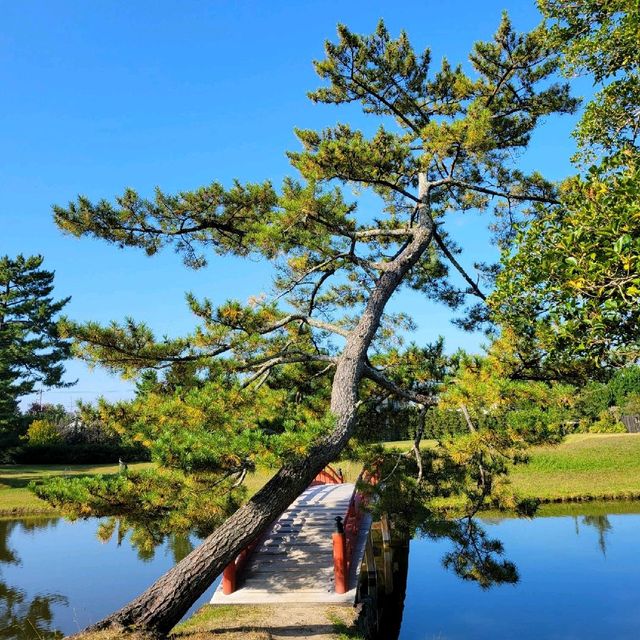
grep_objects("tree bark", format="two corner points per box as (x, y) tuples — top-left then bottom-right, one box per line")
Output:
(83, 183), (434, 638)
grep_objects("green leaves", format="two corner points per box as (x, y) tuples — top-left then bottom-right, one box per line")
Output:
(310, 21), (432, 132)
(491, 154), (640, 370)
(42, 16), (585, 540)
(54, 181), (278, 268)
(540, 0), (640, 158)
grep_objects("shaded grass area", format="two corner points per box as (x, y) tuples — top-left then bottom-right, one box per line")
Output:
(0, 463), (150, 515)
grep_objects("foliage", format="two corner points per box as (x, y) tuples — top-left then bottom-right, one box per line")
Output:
(439, 344), (577, 443)
(31, 468), (245, 547)
(608, 364), (640, 407)
(0, 255), (71, 445)
(38, 15), (578, 566)
(25, 419), (62, 446)
(540, 0), (640, 160)
(621, 393), (640, 416)
(589, 409), (626, 434)
(491, 4), (640, 375)
(575, 381), (612, 422)
(491, 155), (640, 371)
(364, 445), (524, 589)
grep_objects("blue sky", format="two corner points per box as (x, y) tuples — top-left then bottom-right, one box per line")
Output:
(1, 1), (591, 408)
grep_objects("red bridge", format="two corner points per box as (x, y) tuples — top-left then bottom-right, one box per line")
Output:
(210, 465), (377, 605)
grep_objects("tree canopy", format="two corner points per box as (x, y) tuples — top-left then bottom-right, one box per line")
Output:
(490, 3), (640, 375)
(37, 14), (583, 635)
(0, 255), (71, 445)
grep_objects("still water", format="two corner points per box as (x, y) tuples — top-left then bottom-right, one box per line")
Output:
(1, 505), (638, 639)
(399, 505), (640, 640)
(0, 518), (215, 638)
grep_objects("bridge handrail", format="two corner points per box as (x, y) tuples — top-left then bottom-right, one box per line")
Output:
(310, 464), (344, 486)
(343, 465), (379, 572)
(332, 462), (380, 593)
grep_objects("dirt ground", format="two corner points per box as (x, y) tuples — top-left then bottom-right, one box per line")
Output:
(170, 603), (362, 640)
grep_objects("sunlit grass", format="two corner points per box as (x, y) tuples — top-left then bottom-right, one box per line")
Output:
(0, 462), (151, 515)
(508, 433), (640, 501)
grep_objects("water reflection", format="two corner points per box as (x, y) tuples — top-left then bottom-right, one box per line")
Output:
(0, 517), (208, 638)
(576, 514), (612, 556)
(398, 505), (640, 639)
(1, 504), (638, 640)
(0, 583), (66, 640)
(0, 519), (67, 639)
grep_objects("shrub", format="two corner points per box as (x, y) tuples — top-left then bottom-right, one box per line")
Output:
(608, 366), (640, 407)
(621, 393), (640, 416)
(589, 409), (626, 433)
(25, 419), (62, 446)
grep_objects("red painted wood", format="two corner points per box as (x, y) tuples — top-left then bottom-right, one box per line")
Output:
(332, 530), (348, 594)
(310, 465), (344, 486)
(222, 563), (236, 595)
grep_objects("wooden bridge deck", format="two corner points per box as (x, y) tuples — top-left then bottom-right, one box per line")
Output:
(210, 482), (371, 605)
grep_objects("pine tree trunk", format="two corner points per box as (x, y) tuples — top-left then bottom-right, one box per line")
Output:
(83, 187), (433, 638)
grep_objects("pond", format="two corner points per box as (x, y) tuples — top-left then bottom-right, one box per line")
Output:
(398, 503), (640, 640)
(1, 503), (639, 639)
(0, 517), (214, 638)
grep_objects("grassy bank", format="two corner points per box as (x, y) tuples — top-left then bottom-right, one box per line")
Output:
(73, 605), (361, 640)
(2, 434), (639, 516)
(0, 463), (150, 515)
(508, 433), (640, 502)
(385, 433), (640, 504)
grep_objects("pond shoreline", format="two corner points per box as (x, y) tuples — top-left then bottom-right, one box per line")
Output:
(6, 488), (640, 518)
(2, 434), (640, 516)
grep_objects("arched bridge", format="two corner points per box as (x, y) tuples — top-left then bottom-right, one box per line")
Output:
(210, 465), (378, 605)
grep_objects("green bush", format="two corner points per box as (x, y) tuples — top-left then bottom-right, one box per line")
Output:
(576, 382), (613, 421)
(25, 419), (62, 446)
(621, 393), (640, 416)
(608, 366), (640, 407)
(589, 409), (626, 433)
(506, 408), (565, 444)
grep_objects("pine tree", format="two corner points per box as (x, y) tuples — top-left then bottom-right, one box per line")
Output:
(0, 255), (71, 445)
(44, 15), (577, 636)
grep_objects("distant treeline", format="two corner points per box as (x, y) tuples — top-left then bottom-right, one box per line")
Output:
(358, 365), (640, 443)
(1, 402), (149, 464)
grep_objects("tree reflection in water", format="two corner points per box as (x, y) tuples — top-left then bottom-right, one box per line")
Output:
(0, 519), (67, 639)
(575, 514), (613, 556)
(96, 517), (195, 563)
(422, 517), (518, 588)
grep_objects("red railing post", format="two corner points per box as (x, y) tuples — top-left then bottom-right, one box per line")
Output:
(222, 561), (236, 595)
(332, 516), (348, 594)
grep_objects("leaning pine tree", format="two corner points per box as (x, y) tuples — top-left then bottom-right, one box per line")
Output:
(46, 16), (577, 636)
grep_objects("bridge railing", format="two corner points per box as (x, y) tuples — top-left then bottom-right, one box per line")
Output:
(333, 464), (380, 594)
(310, 465), (344, 486)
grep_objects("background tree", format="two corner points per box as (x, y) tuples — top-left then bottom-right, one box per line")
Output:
(490, 2), (640, 375)
(0, 255), (71, 450)
(41, 15), (576, 636)
(540, 0), (639, 161)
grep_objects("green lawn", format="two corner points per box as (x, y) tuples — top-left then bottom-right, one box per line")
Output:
(2, 434), (640, 515)
(0, 462), (151, 515)
(508, 433), (640, 501)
